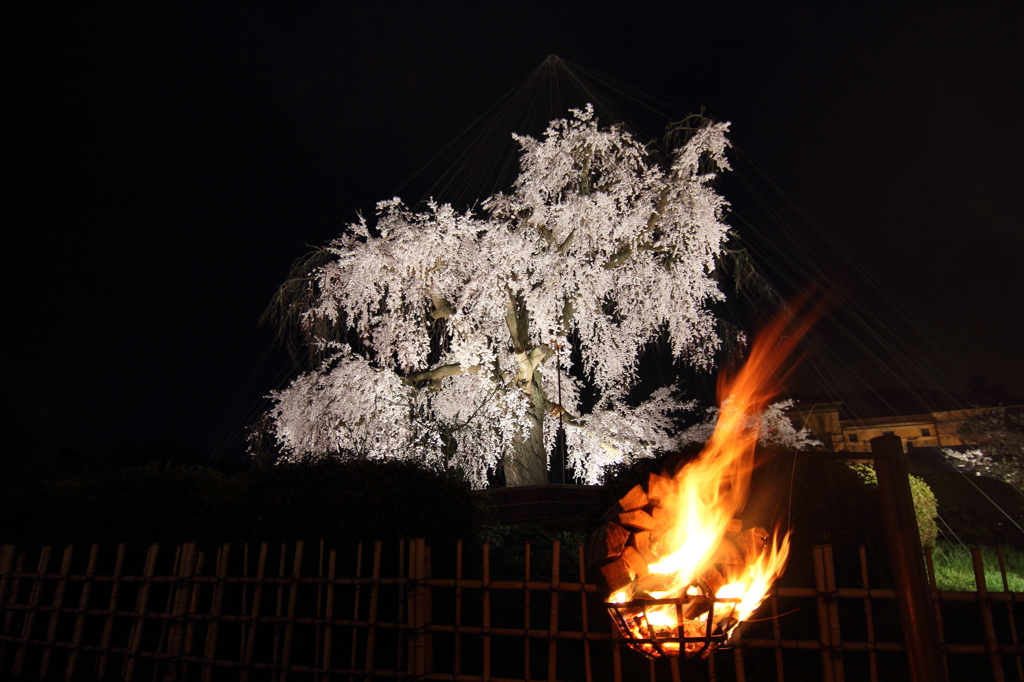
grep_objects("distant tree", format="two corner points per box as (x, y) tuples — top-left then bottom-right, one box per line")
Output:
(676, 399), (820, 451)
(947, 406), (1024, 492)
(264, 106), (735, 487)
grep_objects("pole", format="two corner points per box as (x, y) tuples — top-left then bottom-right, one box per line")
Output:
(870, 435), (947, 682)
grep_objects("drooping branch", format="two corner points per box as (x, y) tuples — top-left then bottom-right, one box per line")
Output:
(403, 363), (480, 390)
(603, 184), (671, 270)
(260, 247), (340, 367)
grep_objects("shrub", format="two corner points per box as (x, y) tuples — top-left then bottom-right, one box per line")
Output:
(848, 463), (939, 547)
(917, 472), (1024, 551)
(0, 463), (227, 546)
(219, 457), (482, 545)
(0, 458), (481, 548)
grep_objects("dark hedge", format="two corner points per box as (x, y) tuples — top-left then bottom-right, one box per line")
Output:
(917, 472), (1024, 551)
(0, 458), (481, 548)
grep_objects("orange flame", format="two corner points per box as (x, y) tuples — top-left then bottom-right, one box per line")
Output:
(607, 307), (815, 655)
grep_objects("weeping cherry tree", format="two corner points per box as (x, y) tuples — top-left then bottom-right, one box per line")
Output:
(266, 106), (735, 487)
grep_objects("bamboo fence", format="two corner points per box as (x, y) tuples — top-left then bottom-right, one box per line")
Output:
(1, 539), (1021, 681)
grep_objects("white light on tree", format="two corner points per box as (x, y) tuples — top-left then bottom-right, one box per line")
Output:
(268, 106), (735, 487)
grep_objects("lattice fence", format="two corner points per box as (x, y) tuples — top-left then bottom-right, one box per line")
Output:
(1, 539), (1021, 681)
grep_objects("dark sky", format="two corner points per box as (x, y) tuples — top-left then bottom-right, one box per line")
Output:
(6, 1), (1022, 461)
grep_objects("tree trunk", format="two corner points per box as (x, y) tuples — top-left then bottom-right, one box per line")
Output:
(505, 384), (549, 486)
(503, 290), (554, 487)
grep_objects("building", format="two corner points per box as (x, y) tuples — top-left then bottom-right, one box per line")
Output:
(786, 403), (999, 454)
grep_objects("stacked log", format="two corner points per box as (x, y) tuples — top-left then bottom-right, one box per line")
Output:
(589, 472), (769, 602)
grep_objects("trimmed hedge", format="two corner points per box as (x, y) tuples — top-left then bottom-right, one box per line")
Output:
(0, 458), (481, 548)
(848, 462), (939, 547)
(917, 472), (1024, 551)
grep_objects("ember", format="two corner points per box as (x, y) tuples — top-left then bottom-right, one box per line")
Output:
(595, 311), (813, 658)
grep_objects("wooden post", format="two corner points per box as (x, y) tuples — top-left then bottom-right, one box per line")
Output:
(1, 549), (27, 666)
(182, 549), (205, 678)
(240, 542), (269, 682)
(13, 545), (51, 677)
(40, 543), (75, 680)
(923, 546), (950, 679)
(454, 539), (463, 678)
(272, 542), (287, 682)
(871, 434), (948, 682)
(422, 542), (433, 673)
(278, 540), (301, 675)
(124, 543), (159, 682)
(96, 543), (126, 681)
(362, 541), (382, 682)
(823, 545), (844, 682)
(39, 546), (68, 675)
(202, 543), (230, 682)
(155, 544), (183, 664)
(316, 538), (324, 670)
(406, 540), (417, 677)
(996, 547), (1023, 681)
(408, 539), (428, 677)
(858, 545), (879, 682)
(522, 541), (530, 680)
(577, 544), (593, 682)
(322, 548), (336, 682)
(482, 541), (491, 682)
(279, 540), (304, 682)
(548, 540), (560, 682)
(813, 545), (838, 682)
(972, 547), (1006, 682)
(163, 543), (197, 681)
(349, 541), (363, 681)
(0, 542), (15, 673)
(397, 539), (406, 671)
(240, 543), (250, 663)
(65, 543), (99, 682)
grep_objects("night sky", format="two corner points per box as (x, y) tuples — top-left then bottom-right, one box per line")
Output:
(6, 1), (1022, 463)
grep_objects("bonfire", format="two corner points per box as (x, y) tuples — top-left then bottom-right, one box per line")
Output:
(594, 313), (810, 658)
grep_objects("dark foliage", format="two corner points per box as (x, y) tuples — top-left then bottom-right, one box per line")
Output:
(0, 410), (92, 492)
(782, 455), (891, 589)
(918, 472), (1024, 551)
(0, 458), (481, 549)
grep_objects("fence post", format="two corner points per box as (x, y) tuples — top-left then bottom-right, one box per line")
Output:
(870, 435), (947, 682)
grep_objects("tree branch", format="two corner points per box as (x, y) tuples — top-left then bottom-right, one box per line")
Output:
(403, 363), (480, 390)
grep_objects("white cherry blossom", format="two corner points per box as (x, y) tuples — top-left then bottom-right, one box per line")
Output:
(268, 106), (734, 487)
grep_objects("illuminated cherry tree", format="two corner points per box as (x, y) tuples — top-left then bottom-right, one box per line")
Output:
(267, 106), (734, 487)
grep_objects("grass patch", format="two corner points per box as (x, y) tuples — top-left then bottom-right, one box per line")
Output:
(928, 541), (1024, 591)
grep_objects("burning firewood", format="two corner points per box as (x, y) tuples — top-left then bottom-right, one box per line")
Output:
(592, 475), (765, 602)
(597, 306), (808, 659)
(593, 468), (788, 659)
(619, 483), (649, 511)
(618, 509), (656, 532)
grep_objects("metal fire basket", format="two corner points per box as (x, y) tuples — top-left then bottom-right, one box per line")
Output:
(605, 582), (740, 659)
